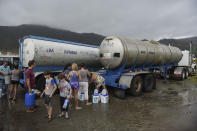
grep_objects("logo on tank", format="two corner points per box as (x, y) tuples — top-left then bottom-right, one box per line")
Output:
(46, 48), (54, 53)
(64, 50), (77, 55)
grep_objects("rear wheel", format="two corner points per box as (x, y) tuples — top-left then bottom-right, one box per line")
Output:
(185, 70), (189, 79)
(129, 76), (143, 96)
(114, 88), (125, 99)
(144, 74), (155, 92)
(181, 69), (185, 80)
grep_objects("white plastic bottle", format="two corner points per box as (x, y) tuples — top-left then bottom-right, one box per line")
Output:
(63, 99), (69, 109)
(94, 89), (99, 95)
(101, 89), (107, 95)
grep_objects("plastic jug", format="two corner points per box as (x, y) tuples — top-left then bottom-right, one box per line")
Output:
(94, 89), (99, 95)
(79, 90), (85, 101)
(101, 94), (109, 103)
(0, 88), (2, 98)
(92, 94), (100, 103)
(25, 93), (35, 107)
(63, 99), (69, 109)
(4, 75), (10, 85)
(101, 89), (107, 95)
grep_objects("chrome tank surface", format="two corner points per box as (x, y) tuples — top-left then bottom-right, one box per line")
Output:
(100, 36), (183, 69)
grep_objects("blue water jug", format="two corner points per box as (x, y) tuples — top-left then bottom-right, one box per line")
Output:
(25, 93), (35, 107)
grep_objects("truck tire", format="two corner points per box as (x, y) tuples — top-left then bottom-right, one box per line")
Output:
(144, 74), (155, 92)
(181, 69), (185, 80)
(129, 76), (143, 96)
(185, 70), (189, 79)
(114, 88), (126, 99)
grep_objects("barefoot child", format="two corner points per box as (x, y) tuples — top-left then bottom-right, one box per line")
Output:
(40, 71), (57, 122)
(58, 73), (72, 119)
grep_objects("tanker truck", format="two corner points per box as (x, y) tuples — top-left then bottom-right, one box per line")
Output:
(19, 35), (101, 90)
(99, 36), (184, 98)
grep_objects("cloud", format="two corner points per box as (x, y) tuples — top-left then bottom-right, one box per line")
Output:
(0, 0), (196, 40)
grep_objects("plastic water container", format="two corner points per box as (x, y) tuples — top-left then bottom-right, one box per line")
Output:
(25, 93), (35, 107)
(94, 89), (98, 95)
(101, 94), (109, 103)
(63, 99), (69, 109)
(101, 89), (107, 95)
(92, 94), (100, 103)
(4, 75), (10, 85)
(79, 91), (85, 101)
(0, 88), (2, 98)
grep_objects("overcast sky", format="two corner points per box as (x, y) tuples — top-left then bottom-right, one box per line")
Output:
(0, 0), (196, 40)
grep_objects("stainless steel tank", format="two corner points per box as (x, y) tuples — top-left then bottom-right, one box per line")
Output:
(99, 36), (183, 69)
(21, 37), (101, 67)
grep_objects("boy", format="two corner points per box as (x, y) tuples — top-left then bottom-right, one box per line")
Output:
(58, 73), (72, 119)
(40, 71), (57, 122)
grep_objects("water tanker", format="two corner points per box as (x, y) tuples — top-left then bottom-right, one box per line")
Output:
(20, 36), (100, 68)
(99, 36), (190, 99)
(100, 36), (182, 69)
(19, 35), (101, 90)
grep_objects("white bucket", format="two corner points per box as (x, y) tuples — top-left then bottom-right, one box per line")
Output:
(4, 75), (10, 85)
(0, 88), (2, 98)
(79, 92), (85, 101)
(101, 94), (109, 103)
(92, 94), (100, 103)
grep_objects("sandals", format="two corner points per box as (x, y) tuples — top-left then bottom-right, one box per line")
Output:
(8, 97), (13, 100)
(65, 114), (69, 119)
(59, 114), (64, 118)
(13, 97), (16, 101)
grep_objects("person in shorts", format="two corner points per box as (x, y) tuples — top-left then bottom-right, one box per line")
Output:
(58, 73), (72, 119)
(68, 63), (82, 110)
(78, 63), (92, 105)
(9, 65), (24, 101)
(40, 71), (57, 122)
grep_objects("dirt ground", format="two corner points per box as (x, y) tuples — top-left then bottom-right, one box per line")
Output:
(1, 79), (197, 131)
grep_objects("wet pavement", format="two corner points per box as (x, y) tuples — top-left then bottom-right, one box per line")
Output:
(1, 79), (197, 131)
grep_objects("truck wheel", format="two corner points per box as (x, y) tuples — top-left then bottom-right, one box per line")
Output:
(181, 69), (185, 80)
(144, 74), (155, 92)
(185, 70), (189, 79)
(153, 74), (156, 89)
(129, 76), (143, 96)
(114, 89), (126, 99)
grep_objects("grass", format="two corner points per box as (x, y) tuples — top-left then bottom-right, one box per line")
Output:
(187, 73), (197, 84)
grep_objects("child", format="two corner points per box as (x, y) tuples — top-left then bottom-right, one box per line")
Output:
(58, 73), (72, 119)
(40, 71), (57, 122)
